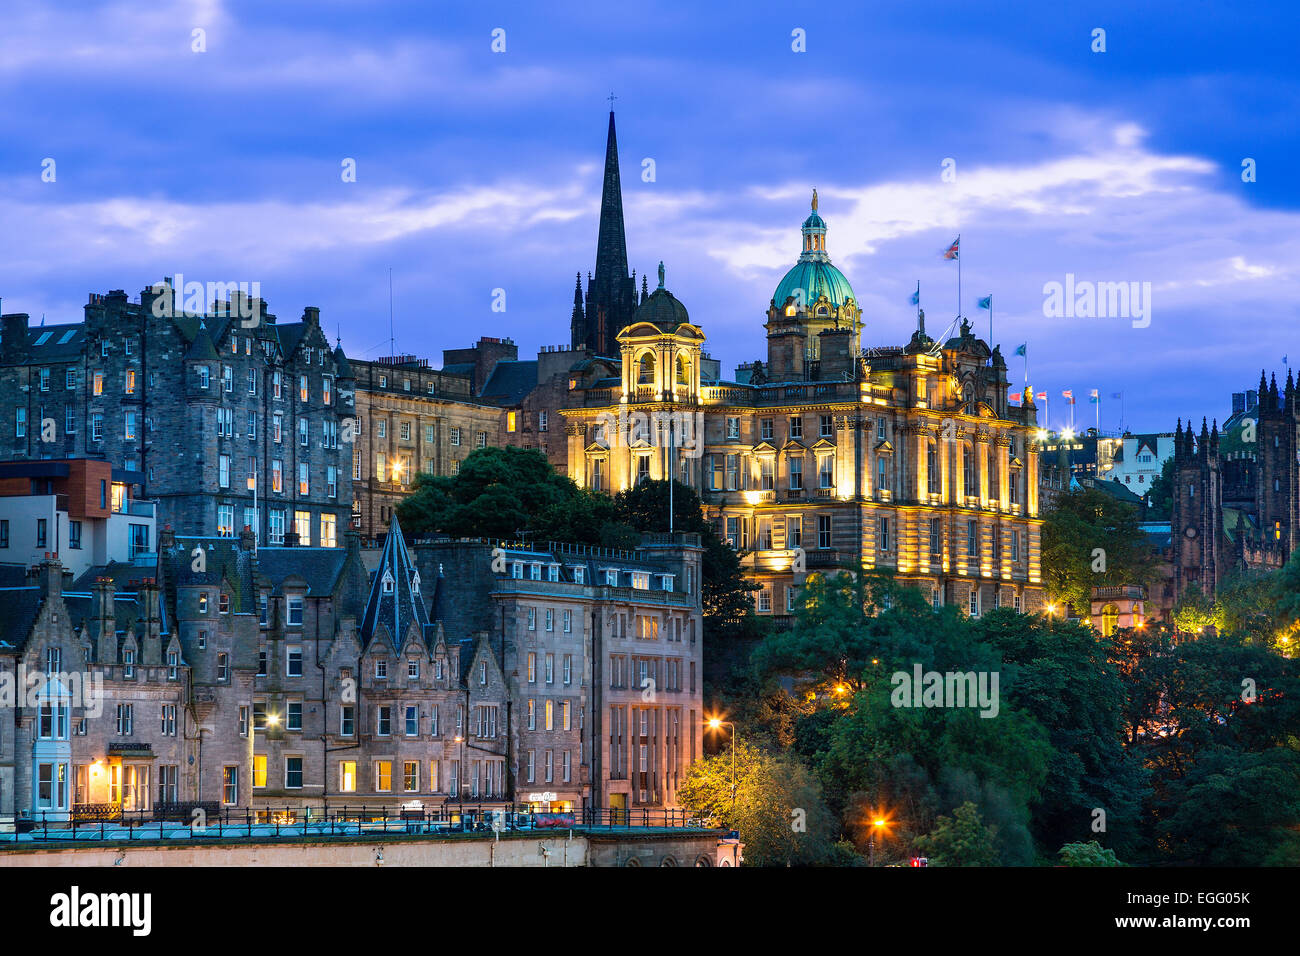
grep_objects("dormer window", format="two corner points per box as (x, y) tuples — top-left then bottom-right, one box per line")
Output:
(411, 571), (420, 594)
(382, 569), (395, 594)
(198, 593), (209, 614)
(605, 570), (619, 587)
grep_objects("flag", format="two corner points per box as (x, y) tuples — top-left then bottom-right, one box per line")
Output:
(1063, 389), (1075, 404)
(943, 237), (960, 260)
(1014, 344), (1027, 357)
(977, 295), (992, 310)
(1110, 392), (1122, 399)
(1035, 391), (1047, 401)
(1089, 389), (1100, 403)
(910, 283), (920, 307)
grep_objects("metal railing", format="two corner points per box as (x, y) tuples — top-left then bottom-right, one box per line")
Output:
(5, 803), (708, 844)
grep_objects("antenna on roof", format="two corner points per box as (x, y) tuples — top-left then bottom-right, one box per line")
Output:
(388, 268), (395, 360)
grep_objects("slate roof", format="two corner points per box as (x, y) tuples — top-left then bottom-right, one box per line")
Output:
(165, 536), (257, 615)
(257, 546), (350, 596)
(0, 587), (43, 650)
(23, 324), (87, 361)
(360, 515), (432, 653)
(478, 360), (539, 405)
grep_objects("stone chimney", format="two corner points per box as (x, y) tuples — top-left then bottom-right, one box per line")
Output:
(1, 312), (30, 364)
(92, 576), (117, 664)
(284, 530), (300, 548)
(159, 524), (176, 552)
(138, 577), (163, 662)
(240, 525), (256, 552)
(28, 555), (65, 601)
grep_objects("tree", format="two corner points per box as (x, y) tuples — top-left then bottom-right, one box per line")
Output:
(676, 740), (849, 866)
(914, 802), (999, 866)
(1059, 841), (1124, 866)
(395, 447), (579, 540)
(976, 610), (1148, 860)
(1040, 487), (1158, 615)
(1144, 456), (1174, 519)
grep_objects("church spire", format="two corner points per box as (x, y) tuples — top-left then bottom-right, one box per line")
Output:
(575, 108), (638, 355)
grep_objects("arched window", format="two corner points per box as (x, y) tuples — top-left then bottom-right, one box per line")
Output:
(1101, 603), (1119, 637)
(637, 352), (656, 385)
(676, 354), (690, 385)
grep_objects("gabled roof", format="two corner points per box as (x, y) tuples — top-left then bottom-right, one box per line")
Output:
(360, 515), (431, 654)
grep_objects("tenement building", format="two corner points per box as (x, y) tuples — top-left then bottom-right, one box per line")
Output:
(0, 511), (703, 822)
(1172, 372), (1300, 602)
(414, 533), (704, 815)
(350, 347), (507, 540)
(0, 283), (354, 547)
(560, 195), (1046, 621)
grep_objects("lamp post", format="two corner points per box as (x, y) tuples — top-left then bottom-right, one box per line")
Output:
(869, 817), (886, 867)
(706, 718), (737, 816)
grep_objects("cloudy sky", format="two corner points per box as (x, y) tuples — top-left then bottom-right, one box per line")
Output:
(2, 0), (1297, 433)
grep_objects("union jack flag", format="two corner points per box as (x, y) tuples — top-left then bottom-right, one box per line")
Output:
(943, 237), (960, 260)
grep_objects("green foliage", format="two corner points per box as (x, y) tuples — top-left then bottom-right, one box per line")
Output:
(1040, 487), (1158, 615)
(1144, 456), (1174, 519)
(1151, 748), (1300, 865)
(1059, 840), (1124, 866)
(914, 802), (999, 866)
(397, 457), (759, 644)
(396, 447), (578, 540)
(977, 611), (1147, 859)
(676, 740), (849, 866)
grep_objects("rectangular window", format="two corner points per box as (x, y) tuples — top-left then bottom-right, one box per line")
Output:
(819, 455), (834, 489)
(340, 761), (356, 792)
(222, 767), (238, 805)
(375, 761), (392, 792)
(930, 517), (942, 557)
(285, 644), (303, 677)
(879, 517), (890, 552)
(404, 761), (418, 792)
(967, 519), (978, 558)
(377, 706), (392, 736)
(818, 514), (832, 549)
(789, 456), (803, 490)
(820, 415), (833, 438)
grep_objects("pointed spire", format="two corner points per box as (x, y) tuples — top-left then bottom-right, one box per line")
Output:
(580, 107), (638, 355)
(359, 512), (430, 652)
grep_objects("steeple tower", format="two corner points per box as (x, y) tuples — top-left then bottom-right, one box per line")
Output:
(574, 107), (639, 356)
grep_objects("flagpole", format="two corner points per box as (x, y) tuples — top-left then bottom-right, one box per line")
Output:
(957, 234), (962, 322)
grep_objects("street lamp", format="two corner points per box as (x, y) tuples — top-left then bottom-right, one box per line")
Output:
(706, 717), (737, 816)
(869, 816), (887, 867)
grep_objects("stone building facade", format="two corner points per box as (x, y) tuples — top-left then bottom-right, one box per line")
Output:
(1171, 373), (1298, 604)
(560, 199), (1045, 622)
(415, 533), (705, 815)
(349, 351), (505, 541)
(0, 283), (354, 547)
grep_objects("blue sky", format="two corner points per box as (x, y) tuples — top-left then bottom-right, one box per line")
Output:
(2, 0), (1297, 433)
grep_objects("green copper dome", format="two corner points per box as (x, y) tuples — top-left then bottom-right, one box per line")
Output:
(773, 189), (856, 310)
(773, 259), (855, 310)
